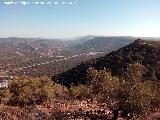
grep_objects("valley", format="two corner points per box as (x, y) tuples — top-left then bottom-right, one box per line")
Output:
(0, 36), (134, 77)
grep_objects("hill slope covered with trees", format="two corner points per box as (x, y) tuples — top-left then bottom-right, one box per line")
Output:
(53, 39), (160, 87)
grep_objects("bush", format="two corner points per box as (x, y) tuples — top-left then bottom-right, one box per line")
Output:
(87, 68), (121, 101)
(122, 81), (155, 116)
(121, 63), (145, 84)
(69, 84), (92, 100)
(9, 76), (56, 106)
(120, 63), (159, 117)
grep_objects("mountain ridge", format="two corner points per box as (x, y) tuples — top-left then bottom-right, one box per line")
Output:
(53, 39), (160, 87)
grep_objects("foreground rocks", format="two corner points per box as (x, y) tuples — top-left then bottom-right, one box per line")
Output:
(0, 100), (113, 120)
(0, 100), (159, 120)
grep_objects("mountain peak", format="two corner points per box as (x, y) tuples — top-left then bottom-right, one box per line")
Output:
(134, 39), (160, 48)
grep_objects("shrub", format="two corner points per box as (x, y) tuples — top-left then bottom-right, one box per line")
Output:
(69, 84), (92, 100)
(87, 68), (121, 101)
(9, 76), (56, 106)
(120, 63), (159, 117)
(121, 63), (145, 83)
(122, 81), (155, 116)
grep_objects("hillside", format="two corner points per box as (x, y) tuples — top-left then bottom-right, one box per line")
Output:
(69, 36), (135, 53)
(53, 39), (160, 87)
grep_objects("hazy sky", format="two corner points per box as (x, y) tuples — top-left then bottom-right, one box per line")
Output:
(0, 0), (160, 38)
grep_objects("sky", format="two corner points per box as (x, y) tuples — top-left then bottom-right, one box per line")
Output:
(0, 0), (160, 38)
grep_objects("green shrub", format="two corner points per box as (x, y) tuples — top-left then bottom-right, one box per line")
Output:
(9, 76), (56, 106)
(69, 84), (92, 100)
(87, 68), (121, 101)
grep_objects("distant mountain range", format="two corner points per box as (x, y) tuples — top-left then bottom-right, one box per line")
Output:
(69, 36), (135, 53)
(0, 37), (67, 49)
(0, 36), (136, 58)
(1, 36), (159, 53)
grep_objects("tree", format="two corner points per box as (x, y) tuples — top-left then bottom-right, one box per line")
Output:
(121, 63), (145, 83)
(69, 84), (92, 100)
(9, 76), (56, 106)
(120, 63), (158, 117)
(122, 81), (155, 117)
(87, 68), (121, 101)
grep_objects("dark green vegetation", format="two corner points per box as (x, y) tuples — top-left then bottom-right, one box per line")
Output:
(0, 77), (68, 106)
(53, 39), (160, 87)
